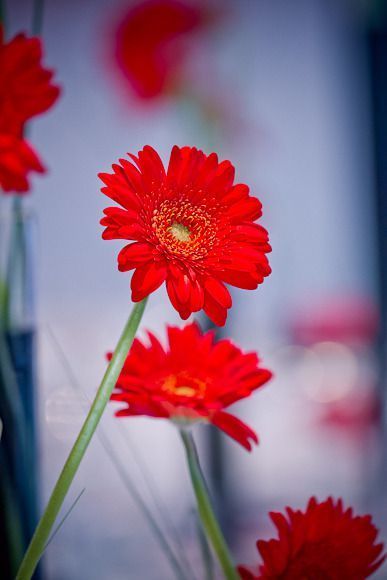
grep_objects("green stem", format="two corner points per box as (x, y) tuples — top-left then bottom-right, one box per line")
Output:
(197, 515), (215, 580)
(180, 430), (239, 580)
(16, 298), (148, 580)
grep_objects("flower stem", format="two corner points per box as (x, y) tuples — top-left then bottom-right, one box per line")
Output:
(16, 298), (148, 580)
(180, 430), (239, 580)
(0, 0), (6, 30)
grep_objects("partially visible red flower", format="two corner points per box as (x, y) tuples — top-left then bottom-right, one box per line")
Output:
(0, 134), (44, 193)
(100, 145), (271, 326)
(109, 323), (272, 450)
(114, 0), (210, 99)
(239, 497), (385, 579)
(0, 26), (60, 135)
(290, 296), (379, 347)
(0, 26), (59, 194)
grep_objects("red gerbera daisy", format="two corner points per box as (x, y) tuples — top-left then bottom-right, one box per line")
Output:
(114, 0), (209, 99)
(109, 323), (272, 450)
(100, 145), (271, 326)
(0, 26), (60, 135)
(238, 497), (386, 579)
(0, 134), (44, 193)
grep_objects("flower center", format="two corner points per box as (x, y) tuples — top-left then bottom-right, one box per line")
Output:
(169, 221), (191, 243)
(162, 373), (206, 398)
(151, 198), (218, 261)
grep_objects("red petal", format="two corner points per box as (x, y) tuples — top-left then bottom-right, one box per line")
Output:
(203, 291), (228, 326)
(204, 277), (232, 309)
(166, 277), (192, 319)
(131, 261), (167, 301)
(118, 242), (154, 271)
(219, 269), (261, 290)
(211, 411), (258, 450)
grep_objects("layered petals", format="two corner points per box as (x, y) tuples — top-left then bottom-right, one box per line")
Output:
(100, 145), (271, 325)
(109, 323), (272, 450)
(239, 497), (386, 579)
(0, 26), (60, 194)
(0, 26), (60, 135)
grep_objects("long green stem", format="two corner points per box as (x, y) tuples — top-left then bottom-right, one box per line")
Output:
(180, 430), (239, 580)
(16, 298), (148, 580)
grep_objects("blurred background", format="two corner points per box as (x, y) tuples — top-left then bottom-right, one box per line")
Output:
(2, 0), (387, 577)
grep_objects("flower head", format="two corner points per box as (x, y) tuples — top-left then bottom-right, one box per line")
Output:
(0, 27), (60, 195)
(0, 26), (60, 135)
(100, 145), (271, 325)
(0, 134), (44, 193)
(109, 322), (272, 450)
(114, 0), (209, 99)
(239, 497), (385, 579)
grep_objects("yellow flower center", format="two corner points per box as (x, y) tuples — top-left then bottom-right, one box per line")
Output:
(151, 198), (218, 260)
(169, 222), (191, 243)
(162, 374), (206, 398)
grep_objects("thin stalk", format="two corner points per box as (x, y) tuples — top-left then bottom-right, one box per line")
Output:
(5, 197), (26, 330)
(197, 516), (215, 580)
(0, 0), (7, 30)
(117, 425), (196, 576)
(43, 488), (86, 551)
(32, 0), (45, 35)
(180, 430), (239, 580)
(97, 430), (188, 580)
(16, 298), (148, 580)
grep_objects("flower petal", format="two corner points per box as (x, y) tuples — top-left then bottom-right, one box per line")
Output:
(131, 261), (167, 301)
(211, 411), (258, 450)
(118, 242), (154, 271)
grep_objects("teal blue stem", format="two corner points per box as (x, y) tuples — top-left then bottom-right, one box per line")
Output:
(0, 0), (6, 29)
(32, 0), (45, 35)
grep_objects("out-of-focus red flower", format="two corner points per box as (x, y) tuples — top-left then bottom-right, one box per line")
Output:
(109, 323), (272, 450)
(0, 26), (60, 135)
(114, 0), (211, 99)
(100, 145), (271, 325)
(317, 390), (381, 442)
(290, 296), (379, 346)
(0, 26), (60, 194)
(239, 497), (385, 579)
(0, 134), (44, 193)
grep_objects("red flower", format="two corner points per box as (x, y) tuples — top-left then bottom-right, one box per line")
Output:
(239, 497), (385, 579)
(100, 145), (271, 326)
(0, 134), (44, 193)
(114, 0), (209, 99)
(109, 323), (272, 450)
(0, 26), (60, 135)
(0, 27), (59, 194)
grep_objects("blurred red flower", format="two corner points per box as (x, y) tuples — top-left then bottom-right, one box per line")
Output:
(109, 323), (272, 450)
(0, 26), (60, 135)
(0, 134), (44, 193)
(239, 497), (385, 579)
(100, 145), (271, 325)
(114, 0), (211, 99)
(0, 26), (60, 194)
